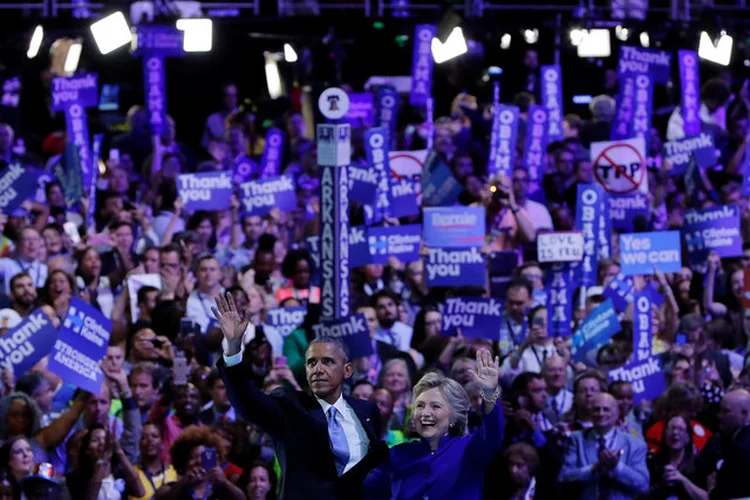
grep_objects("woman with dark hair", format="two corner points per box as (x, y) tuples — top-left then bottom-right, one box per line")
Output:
(409, 305), (446, 367)
(497, 442), (541, 500)
(237, 461), (277, 500)
(274, 249), (319, 306)
(0, 437), (33, 499)
(187, 211), (218, 254)
(65, 423), (145, 499)
(40, 269), (77, 322)
(644, 414), (708, 500)
(155, 426), (244, 500)
(74, 246), (116, 318)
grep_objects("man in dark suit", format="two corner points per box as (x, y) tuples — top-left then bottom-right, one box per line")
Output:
(213, 292), (387, 500)
(711, 389), (750, 500)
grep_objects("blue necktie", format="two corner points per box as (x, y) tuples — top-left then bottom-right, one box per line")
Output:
(327, 407), (349, 476)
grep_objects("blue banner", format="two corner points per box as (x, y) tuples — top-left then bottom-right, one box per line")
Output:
(266, 306), (307, 338)
(545, 263), (574, 338)
(133, 25), (185, 56)
(239, 176), (296, 216)
(259, 128), (284, 179)
(389, 173), (420, 218)
(90, 134), (103, 227)
(571, 299), (621, 363)
(425, 247), (486, 287)
(611, 73), (635, 141)
(678, 50), (701, 137)
(574, 184), (609, 286)
(409, 24), (436, 107)
(347, 93), (374, 127)
(683, 205), (742, 266)
(421, 150), (463, 207)
(441, 297), (503, 339)
(53, 143), (83, 209)
(319, 165), (350, 320)
(609, 356), (665, 406)
(365, 127), (392, 222)
(143, 54), (167, 135)
(488, 83), (500, 176)
(65, 101), (93, 194)
(620, 231), (682, 276)
(523, 105), (549, 184)
(618, 46), (672, 84)
(423, 206), (485, 248)
(177, 172), (233, 211)
(312, 314), (373, 358)
(0, 164), (41, 213)
(493, 105), (520, 178)
(374, 86), (398, 149)
(48, 298), (111, 394)
(0, 310), (57, 376)
(631, 72), (654, 148)
(51, 73), (98, 112)
(541, 65), (564, 142)
(663, 132), (716, 177)
(348, 164), (378, 205)
(602, 274), (634, 313)
(611, 72), (653, 152)
(609, 193), (649, 232)
(348, 225), (373, 268)
(633, 291), (652, 361)
(367, 224), (421, 265)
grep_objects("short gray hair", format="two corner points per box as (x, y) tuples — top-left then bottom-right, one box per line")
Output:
(378, 358), (412, 390)
(413, 372), (470, 436)
(308, 337), (351, 363)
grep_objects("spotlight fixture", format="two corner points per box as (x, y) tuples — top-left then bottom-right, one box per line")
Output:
(90, 11), (132, 55)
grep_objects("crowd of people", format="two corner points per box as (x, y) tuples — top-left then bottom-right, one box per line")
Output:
(0, 40), (749, 500)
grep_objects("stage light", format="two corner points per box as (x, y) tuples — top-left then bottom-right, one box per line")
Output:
(27, 25), (43, 59)
(500, 33), (511, 50)
(639, 32), (650, 47)
(699, 31), (733, 66)
(615, 25), (629, 41)
(570, 28), (584, 46)
(64, 41), (82, 74)
(431, 27), (467, 64)
(577, 29), (611, 58)
(90, 11), (132, 55)
(524, 29), (539, 44)
(264, 52), (283, 99)
(176, 18), (212, 52)
(284, 43), (298, 62)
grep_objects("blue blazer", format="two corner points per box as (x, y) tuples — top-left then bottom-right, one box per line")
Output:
(558, 428), (649, 500)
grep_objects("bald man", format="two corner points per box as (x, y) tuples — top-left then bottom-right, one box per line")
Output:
(543, 355), (573, 418)
(712, 389), (750, 499)
(559, 393), (649, 499)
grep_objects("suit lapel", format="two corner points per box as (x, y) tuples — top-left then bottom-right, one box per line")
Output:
(346, 397), (377, 441)
(584, 430), (599, 466)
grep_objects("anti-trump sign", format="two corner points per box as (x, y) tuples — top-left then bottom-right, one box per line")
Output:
(312, 314), (372, 358)
(267, 306), (307, 338)
(51, 73), (98, 111)
(0, 164), (40, 213)
(239, 176), (296, 216)
(48, 298), (111, 394)
(423, 207), (485, 248)
(620, 231), (682, 276)
(177, 172), (233, 211)
(609, 356), (665, 405)
(0, 310), (57, 376)
(441, 297), (503, 339)
(571, 299), (621, 363)
(683, 205), (742, 266)
(425, 247), (485, 287)
(367, 225), (421, 265)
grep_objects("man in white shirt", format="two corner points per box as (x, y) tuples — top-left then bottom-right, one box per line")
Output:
(666, 78), (731, 141)
(371, 290), (413, 354)
(185, 255), (224, 334)
(0, 226), (48, 295)
(213, 292), (386, 500)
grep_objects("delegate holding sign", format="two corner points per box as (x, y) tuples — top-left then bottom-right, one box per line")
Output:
(620, 231), (682, 276)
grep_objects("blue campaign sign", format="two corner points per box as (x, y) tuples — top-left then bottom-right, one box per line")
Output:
(571, 299), (622, 363)
(441, 297), (503, 339)
(389, 176), (420, 218)
(618, 46), (672, 84)
(646, 282), (665, 308)
(48, 298), (111, 394)
(312, 314), (373, 358)
(374, 86), (398, 148)
(349, 225), (373, 268)
(602, 274), (635, 313)
(663, 133), (716, 177)
(177, 172), (233, 211)
(239, 176), (296, 216)
(0, 310), (57, 376)
(545, 262), (575, 338)
(409, 24), (436, 107)
(347, 93), (374, 127)
(259, 129), (284, 179)
(683, 205), (742, 266)
(423, 207), (485, 248)
(609, 356), (666, 405)
(619, 231), (682, 276)
(425, 247), (486, 287)
(367, 224), (422, 265)
(348, 164), (378, 205)
(51, 73), (98, 111)
(540, 65), (564, 142)
(0, 164), (41, 213)
(132, 25), (185, 56)
(633, 291), (652, 361)
(421, 150), (463, 207)
(266, 306), (307, 338)
(609, 193), (649, 232)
